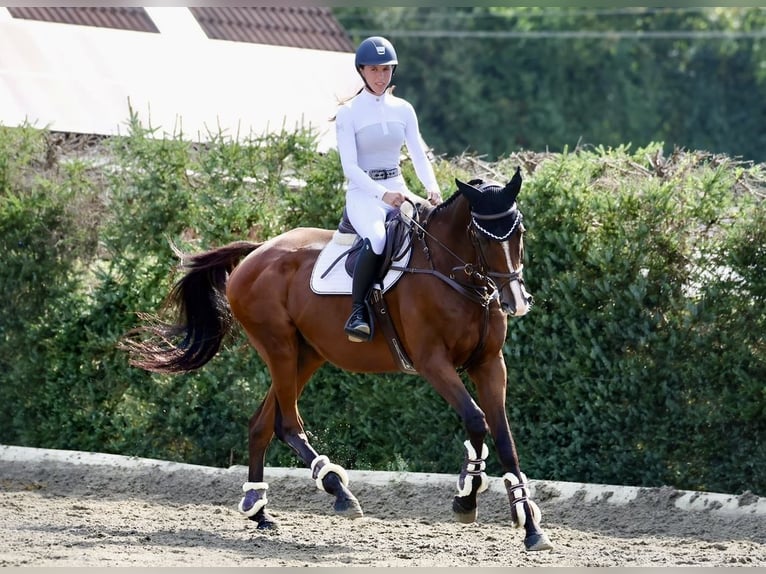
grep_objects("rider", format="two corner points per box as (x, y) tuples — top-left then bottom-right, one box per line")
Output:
(335, 35), (442, 342)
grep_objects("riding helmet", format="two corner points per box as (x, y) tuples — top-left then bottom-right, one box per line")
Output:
(354, 36), (398, 73)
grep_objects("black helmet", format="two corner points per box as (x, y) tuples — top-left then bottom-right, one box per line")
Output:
(354, 36), (398, 70)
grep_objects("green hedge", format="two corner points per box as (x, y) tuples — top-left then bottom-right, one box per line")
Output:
(1, 121), (763, 496)
(502, 145), (765, 493)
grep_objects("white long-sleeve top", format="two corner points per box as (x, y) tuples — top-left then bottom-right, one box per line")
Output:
(335, 89), (440, 201)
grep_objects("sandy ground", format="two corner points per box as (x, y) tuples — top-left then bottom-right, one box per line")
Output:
(0, 446), (764, 567)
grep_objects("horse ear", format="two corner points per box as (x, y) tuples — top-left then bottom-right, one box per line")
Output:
(503, 167), (522, 203)
(455, 178), (481, 203)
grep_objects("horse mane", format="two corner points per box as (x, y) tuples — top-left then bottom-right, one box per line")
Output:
(420, 184), (465, 229)
(430, 185), (464, 218)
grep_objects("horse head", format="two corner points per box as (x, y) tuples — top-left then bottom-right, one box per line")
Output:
(455, 167), (533, 317)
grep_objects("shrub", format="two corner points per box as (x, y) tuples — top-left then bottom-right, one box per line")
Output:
(1, 120), (763, 495)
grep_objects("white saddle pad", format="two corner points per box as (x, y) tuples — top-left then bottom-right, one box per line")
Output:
(310, 231), (412, 295)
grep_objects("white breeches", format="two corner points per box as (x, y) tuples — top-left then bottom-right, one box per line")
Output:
(345, 176), (407, 254)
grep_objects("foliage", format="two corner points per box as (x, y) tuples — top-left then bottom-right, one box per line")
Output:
(0, 121), (764, 497)
(333, 7), (766, 164)
(500, 144), (766, 494)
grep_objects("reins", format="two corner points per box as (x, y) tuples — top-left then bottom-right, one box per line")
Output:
(392, 200), (507, 307)
(390, 199), (508, 371)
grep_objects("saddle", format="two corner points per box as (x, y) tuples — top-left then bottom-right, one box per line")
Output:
(329, 200), (427, 374)
(338, 202), (419, 277)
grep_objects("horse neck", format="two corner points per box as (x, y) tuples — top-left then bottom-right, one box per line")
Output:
(422, 194), (476, 268)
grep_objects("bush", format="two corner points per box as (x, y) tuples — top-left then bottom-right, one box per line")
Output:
(1, 120), (763, 496)
(504, 144), (766, 494)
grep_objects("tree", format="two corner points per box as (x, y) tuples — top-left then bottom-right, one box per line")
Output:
(333, 7), (766, 162)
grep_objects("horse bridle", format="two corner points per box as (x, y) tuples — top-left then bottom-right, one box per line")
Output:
(403, 202), (525, 305)
(391, 199), (526, 371)
(468, 205), (526, 297)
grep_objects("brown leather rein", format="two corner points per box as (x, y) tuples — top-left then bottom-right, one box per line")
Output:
(390, 201), (523, 372)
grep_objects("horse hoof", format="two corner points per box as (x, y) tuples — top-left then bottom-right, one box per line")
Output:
(524, 532), (553, 551)
(250, 508), (278, 530)
(454, 508), (477, 523)
(452, 496), (477, 523)
(256, 517), (278, 530)
(334, 496), (364, 519)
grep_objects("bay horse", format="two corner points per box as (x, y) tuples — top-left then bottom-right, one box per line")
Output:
(124, 168), (553, 551)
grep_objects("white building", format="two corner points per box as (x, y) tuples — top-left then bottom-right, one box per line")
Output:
(0, 7), (360, 150)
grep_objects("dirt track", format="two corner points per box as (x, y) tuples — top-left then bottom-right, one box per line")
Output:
(0, 446), (764, 567)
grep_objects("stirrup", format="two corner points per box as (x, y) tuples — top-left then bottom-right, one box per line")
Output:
(345, 324), (371, 343)
(344, 308), (371, 342)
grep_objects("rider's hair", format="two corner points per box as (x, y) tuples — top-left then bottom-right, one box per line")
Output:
(328, 84), (397, 122)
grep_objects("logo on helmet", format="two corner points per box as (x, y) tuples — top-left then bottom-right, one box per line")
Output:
(375, 46), (386, 55)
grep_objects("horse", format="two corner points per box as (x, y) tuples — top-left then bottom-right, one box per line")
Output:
(123, 168), (553, 552)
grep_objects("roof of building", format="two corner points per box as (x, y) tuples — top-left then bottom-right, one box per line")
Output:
(191, 7), (353, 52)
(7, 7), (160, 34)
(6, 6), (353, 52)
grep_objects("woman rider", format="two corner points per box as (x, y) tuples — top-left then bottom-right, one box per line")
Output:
(335, 36), (442, 342)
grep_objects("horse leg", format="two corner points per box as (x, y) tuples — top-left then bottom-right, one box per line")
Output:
(453, 438), (490, 523)
(254, 338), (362, 520)
(239, 344), (342, 527)
(469, 356), (553, 551)
(239, 388), (279, 529)
(275, 400), (363, 519)
(418, 359), (492, 523)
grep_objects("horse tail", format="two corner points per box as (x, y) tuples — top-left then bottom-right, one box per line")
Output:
(122, 240), (261, 373)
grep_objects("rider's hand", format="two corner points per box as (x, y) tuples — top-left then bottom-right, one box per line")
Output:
(427, 190), (442, 206)
(382, 191), (407, 208)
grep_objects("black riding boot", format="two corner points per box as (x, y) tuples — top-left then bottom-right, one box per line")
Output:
(344, 239), (381, 342)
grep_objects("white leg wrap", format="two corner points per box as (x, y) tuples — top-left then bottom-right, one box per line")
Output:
(238, 481), (269, 518)
(456, 440), (489, 497)
(311, 455), (350, 492)
(504, 471), (542, 528)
